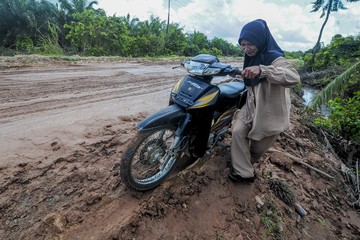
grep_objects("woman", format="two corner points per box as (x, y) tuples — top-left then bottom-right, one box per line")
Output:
(229, 19), (300, 183)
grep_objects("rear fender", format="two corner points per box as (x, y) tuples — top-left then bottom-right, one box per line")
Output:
(137, 104), (186, 132)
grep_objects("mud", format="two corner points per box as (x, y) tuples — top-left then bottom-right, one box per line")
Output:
(0, 57), (359, 240)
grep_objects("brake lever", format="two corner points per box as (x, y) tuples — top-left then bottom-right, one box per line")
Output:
(228, 67), (242, 77)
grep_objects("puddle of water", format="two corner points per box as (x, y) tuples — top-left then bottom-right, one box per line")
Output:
(302, 86), (318, 105)
(302, 86), (331, 116)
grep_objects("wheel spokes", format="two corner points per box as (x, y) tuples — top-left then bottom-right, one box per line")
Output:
(131, 129), (178, 183)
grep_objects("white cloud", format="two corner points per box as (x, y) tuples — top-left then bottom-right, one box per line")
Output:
(97, 0), (360, 51)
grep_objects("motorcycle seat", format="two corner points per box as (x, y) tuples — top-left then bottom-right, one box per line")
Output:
(219, 81), (245, 100)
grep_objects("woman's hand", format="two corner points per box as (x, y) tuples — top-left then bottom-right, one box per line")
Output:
(242, 66), (261, 79)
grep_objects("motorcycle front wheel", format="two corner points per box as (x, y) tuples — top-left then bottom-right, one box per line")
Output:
(120, 127), (181, 191)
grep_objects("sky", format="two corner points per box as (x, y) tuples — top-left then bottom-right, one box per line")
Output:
(96, 0), (360, 51)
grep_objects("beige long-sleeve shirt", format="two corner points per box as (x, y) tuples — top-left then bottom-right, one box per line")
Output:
(239, 57), (300, 140)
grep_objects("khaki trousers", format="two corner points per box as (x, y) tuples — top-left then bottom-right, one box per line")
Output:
(231, 118), (278, 178)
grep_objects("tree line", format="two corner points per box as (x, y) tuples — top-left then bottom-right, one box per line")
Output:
(0, 0), (243, 57)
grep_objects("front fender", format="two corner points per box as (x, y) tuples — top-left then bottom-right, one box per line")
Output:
(137, 104), (186, 132)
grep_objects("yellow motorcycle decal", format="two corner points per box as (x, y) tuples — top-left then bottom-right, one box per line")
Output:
(189, 90), (219, 109)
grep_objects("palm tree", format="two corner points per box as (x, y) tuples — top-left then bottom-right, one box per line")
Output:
(309, 60), (360, 109)
(309, 0), (360, 66)
(58, 0), (98, 15)
(121, 14), (140, 36)
(0, 0), (66, 51)
(0, 0), (37, 47)
(147, 15), (167, 36)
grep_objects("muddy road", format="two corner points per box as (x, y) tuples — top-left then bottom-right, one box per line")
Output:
(0, 61), (184, 167)
(0, 60), (185, 239)
(0, 58), (359, 240)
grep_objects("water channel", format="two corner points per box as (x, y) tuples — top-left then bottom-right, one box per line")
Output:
(302, 86), (318, 105)
(302, 86), (331, 115)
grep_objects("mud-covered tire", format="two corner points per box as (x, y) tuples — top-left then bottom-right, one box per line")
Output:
(120, 127), (181, 191)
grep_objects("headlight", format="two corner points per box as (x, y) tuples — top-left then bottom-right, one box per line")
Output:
(203, 67), (221, 75)
(184, 60), (221, 76)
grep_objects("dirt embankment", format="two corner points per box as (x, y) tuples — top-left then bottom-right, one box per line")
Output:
(0, 57), (359, 240)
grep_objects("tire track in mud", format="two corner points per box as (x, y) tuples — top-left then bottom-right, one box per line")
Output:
(0, 62), (185, 239)
(0, 116), (143, 240)
(0, 79), (176, 121)
(0, 63), (183, 122)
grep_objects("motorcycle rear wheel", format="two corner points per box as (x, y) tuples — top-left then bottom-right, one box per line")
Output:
(120, 127), (181, 191)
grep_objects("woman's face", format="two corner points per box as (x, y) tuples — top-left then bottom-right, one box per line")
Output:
(240, 39), (258, 57)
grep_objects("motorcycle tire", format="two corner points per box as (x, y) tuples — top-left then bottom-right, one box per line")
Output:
(120, 127), (181, 191)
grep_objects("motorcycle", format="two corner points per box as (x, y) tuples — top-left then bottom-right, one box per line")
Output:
(120, 54), (247, 191)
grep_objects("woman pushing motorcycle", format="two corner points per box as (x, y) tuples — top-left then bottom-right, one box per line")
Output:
(228, 19), (300, 183)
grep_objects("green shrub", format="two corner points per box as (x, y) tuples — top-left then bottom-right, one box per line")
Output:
(0, 47), (16, 56)
(15, 35), (34, 54)
(305, 34), (360, 70)
(315, 91), (360, 142)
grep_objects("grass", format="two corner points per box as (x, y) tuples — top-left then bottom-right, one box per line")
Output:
(0, 55), (247, 68)
(318, 218), (329, 225)
(0, 54), (187, 67)
(215, 231), (223, 240)
(260, 202), (284, 238)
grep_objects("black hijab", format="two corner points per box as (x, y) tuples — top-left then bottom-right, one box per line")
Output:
(238, 19), (284, 85)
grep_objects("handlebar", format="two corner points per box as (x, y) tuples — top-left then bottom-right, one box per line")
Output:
(225, 67), (242, 77)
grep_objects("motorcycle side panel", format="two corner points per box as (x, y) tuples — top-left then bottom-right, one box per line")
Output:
(188, 87), (219, 109)
(171, 75), (215, 108)
(137, 104), (185, 132)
